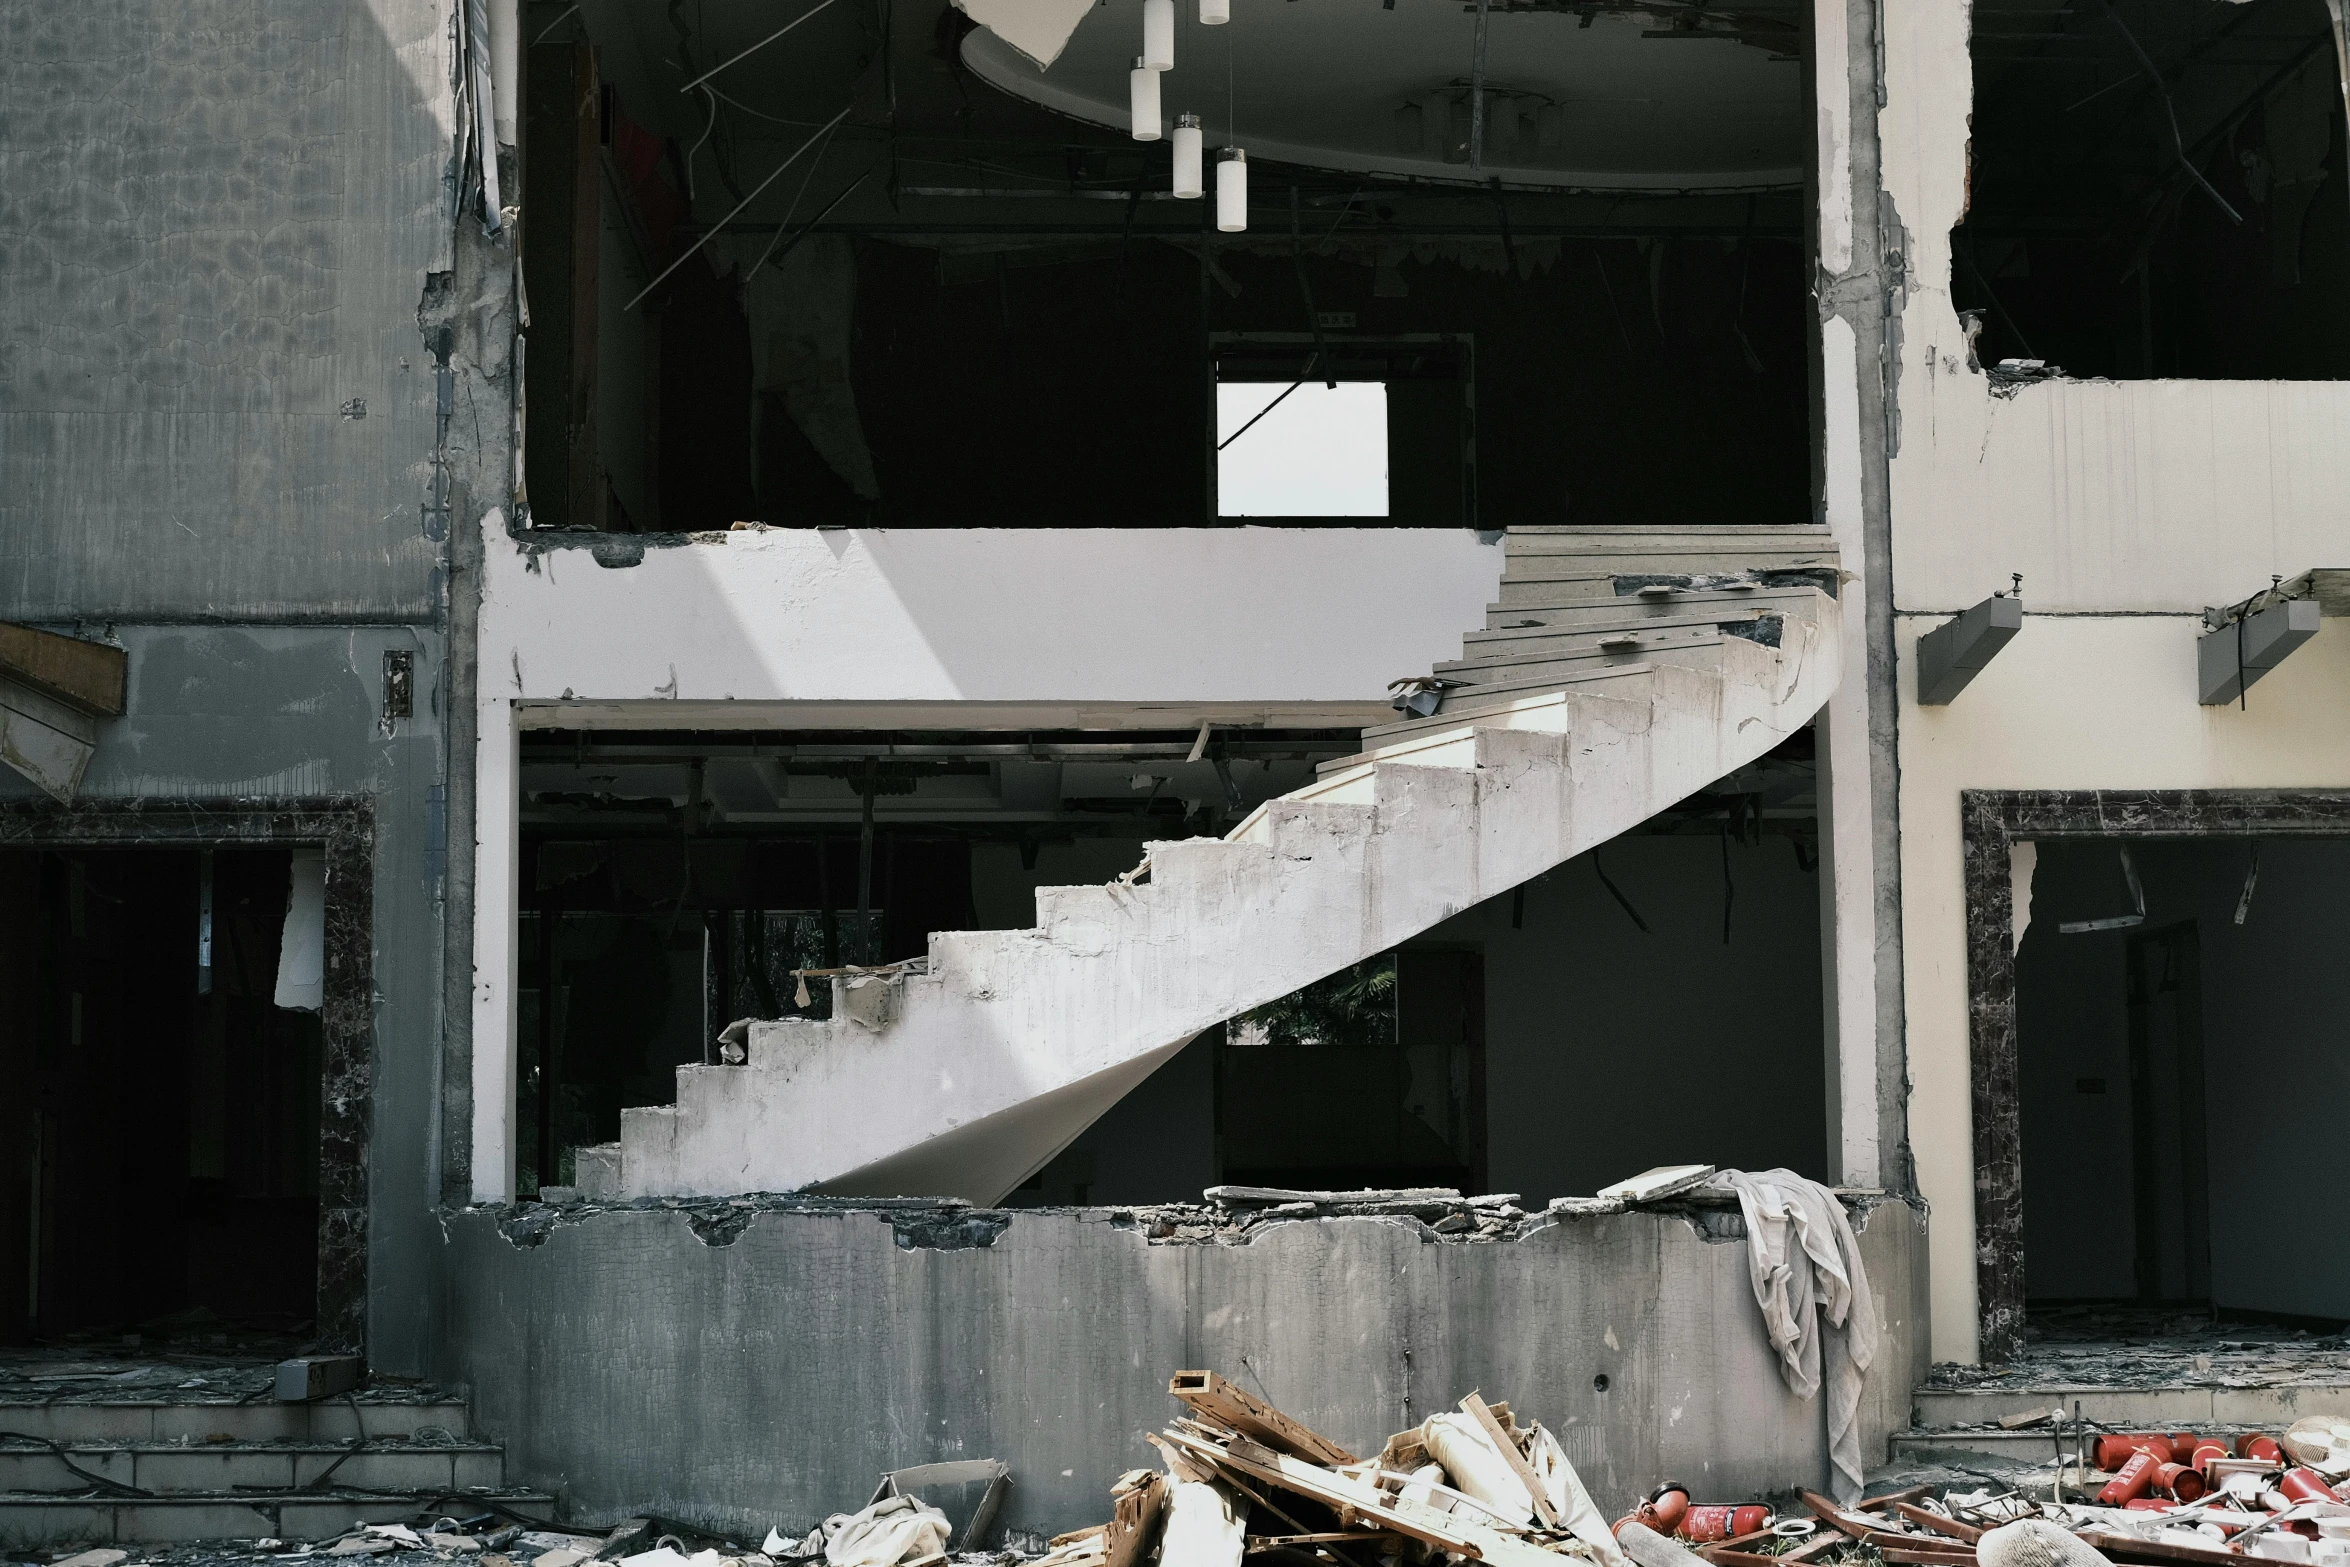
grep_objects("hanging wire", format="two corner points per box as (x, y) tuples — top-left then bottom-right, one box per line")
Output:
(678, 0), (844, 93)
(745, 118), (846, 281)
(683, 86), (721, 200)
(624, 102), (854, 309)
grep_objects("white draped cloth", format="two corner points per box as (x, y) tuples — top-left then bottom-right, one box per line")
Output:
(1705, 1168), (1880, 1502)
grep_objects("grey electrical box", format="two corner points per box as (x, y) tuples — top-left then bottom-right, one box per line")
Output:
(1916, 593), (2024, 705)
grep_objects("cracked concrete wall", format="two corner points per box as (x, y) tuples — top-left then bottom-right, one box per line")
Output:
(437, 1200), (1929, 1539)
(1877, 4), (2350, 1360)
(0, 1), (461, 621)
(0, 0), (516, 1372)
(1807, 0), (1912, 1225)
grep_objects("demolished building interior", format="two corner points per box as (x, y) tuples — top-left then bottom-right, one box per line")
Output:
(6, 0), (2350, 1559)
(516, 0), (1812, 532)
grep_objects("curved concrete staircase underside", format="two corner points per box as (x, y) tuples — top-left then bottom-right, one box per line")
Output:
(575, 526), (1843, 1205)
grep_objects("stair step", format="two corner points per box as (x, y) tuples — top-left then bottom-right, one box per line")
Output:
(0, 1487), (554, 1546)
(0, 1401), (472, 1445)
(1352, 664), (1656, 749)
(1475, 586), (1819, 638)
(1436, 624), (1738, 682)
(0, 1440), (505, 1494)
(1504, 526), (1835, 555)
(1433, 635), (1733, 704)
(1913, 1382), (2350, 1428)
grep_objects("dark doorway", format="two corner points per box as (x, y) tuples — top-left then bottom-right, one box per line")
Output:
(2125, 922), (2211, 1305)
(0, 848), (323, 1345)
(1214, 948), (1488, 1193)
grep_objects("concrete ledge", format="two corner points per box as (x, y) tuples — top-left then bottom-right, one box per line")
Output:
(437, 1197), (1928, 1540)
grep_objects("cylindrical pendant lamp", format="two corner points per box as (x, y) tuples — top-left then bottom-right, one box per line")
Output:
(1216, 148), (1247, 232)
(1172, 113), (1204, 197)
(1130, 60), (1162, 139)
(1141, 0), (1175, 69)
(1199, 0), (1229, 24)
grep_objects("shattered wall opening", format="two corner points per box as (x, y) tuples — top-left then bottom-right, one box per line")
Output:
(2015, 833), (2350, 1323)
(516, 724), (1361, 1194)
(1962, 790), (2350, 1364)
(0, 847), (326, 1346)
(1956, 0), (2350, 382)
(513, 0), (1816, 531)
(516, 720), (1829, 1203)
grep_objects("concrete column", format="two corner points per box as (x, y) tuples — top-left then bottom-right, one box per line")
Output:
(1810, 0), (1909, 1193)
(469, 602), (521, 1204)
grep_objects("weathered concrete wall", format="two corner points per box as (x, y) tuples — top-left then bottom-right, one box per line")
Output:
(437, 1197), (1929, 1539)
(0, 625), (450, 1376)
(0, 1), (459, 622)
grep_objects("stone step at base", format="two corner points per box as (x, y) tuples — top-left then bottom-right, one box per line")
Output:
(1889, 1425), (2275, 1462)
(0, 1488), (554, 1549)
(0, 1401), (472, 1445)
(1914, 1383), (2350, 1429)
(0, 1441), (505, 1494)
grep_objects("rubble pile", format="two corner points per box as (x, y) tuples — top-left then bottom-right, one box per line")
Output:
(999, 1376), (2350, 1567)
(1023, 1369), (1628, 1567)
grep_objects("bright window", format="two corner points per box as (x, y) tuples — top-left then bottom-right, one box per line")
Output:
(1215, 380), (1389, 518)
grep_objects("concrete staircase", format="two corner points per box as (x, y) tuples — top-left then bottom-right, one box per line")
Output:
(1891, 1377), (2350, 1468)
(575, 524), (1844, 1206)
(0, 1394), (543, 1547)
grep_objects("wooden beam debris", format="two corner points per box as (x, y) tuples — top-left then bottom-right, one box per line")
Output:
(1169, 1371), (1359, 1467)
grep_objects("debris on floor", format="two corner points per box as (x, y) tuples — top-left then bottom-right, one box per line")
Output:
(1923, 1311), (2350, 1393)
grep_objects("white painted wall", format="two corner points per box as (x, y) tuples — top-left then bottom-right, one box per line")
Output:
(1879, 3), (2350, 1358)
(1879, 6), (2350, 614)
(470, 521), (1506, 1200)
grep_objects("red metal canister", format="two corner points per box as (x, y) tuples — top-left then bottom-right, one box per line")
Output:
(2154, 1463), (2207, 1502)
(1678, 1506), (1772, 1542)
(2191, 1441), (2229, 1474)
(2169, 1434), (2202, 1462)
(2100, 1450), (2162, 1506)
(1648, 1487), (1691, 1535)
(2278, 1469), (2340, 1506)
(2239, 1435), (2286, 1462)
(2099, 1434), (2174, 1471)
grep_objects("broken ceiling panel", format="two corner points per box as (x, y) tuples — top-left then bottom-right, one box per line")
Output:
(962, 0), (1804, 190)
(951, 0), (1099, 70)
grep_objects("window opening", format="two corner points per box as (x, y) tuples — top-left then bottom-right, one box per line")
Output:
(1216, 380), (1388, 517)
(1958, 0), (2350, 381)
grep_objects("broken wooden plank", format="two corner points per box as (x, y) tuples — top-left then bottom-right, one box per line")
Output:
(1878, 1550), (1978, 1566)
(1890, 1506), (1982, 1545)
(1459, 1392), (1561, 1530)
(1702, 1529), (1781, 1557)
(1155, 1429), (1545, 1566)
(1170, 1371), (1359, 1466)
(1799, 1494), (1876, 1542)
(1781, 1533), (1846, 1564)
(1857, 1487), (1933, 1513)
(1694, 1551), (1783, 1567)
(0, 623), (126, 718)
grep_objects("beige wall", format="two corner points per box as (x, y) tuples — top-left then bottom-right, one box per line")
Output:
(1898, 619), (2350, 1362)
(1879, 2), (2350, 1361)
